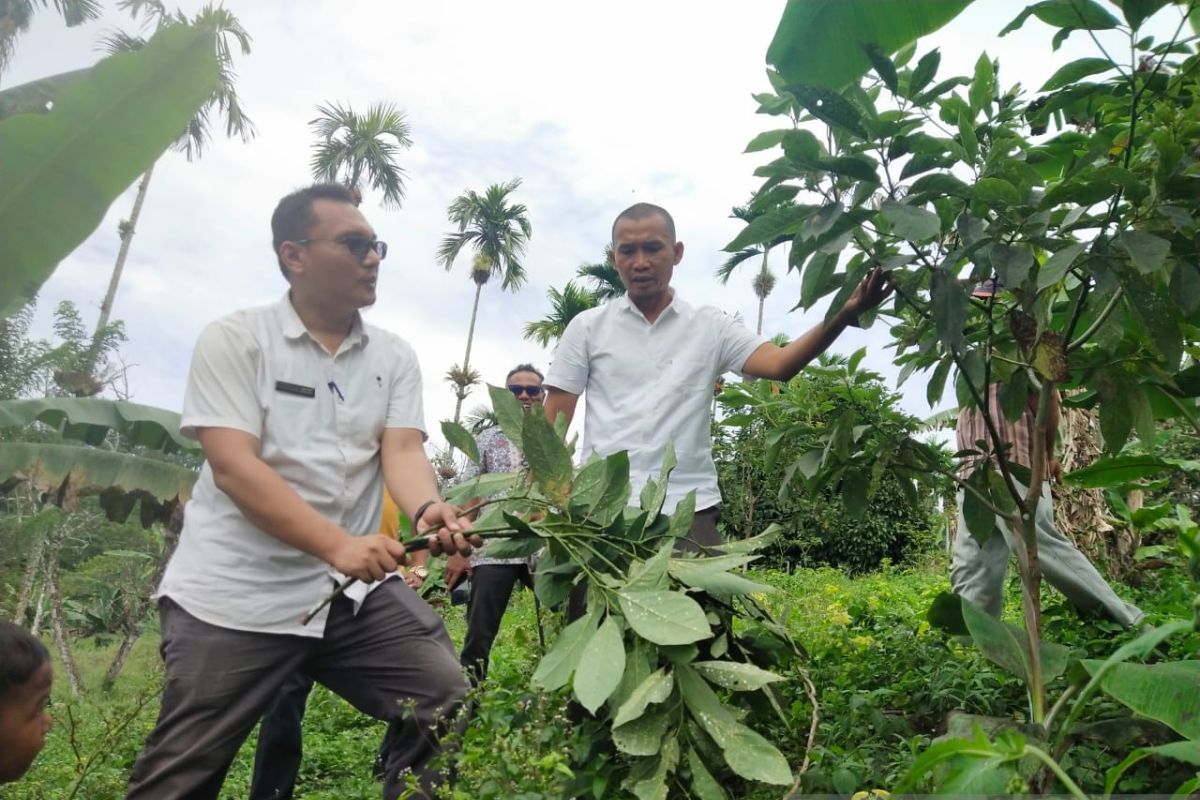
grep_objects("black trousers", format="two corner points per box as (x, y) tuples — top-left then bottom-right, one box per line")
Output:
(459, 563), (532, 684)
(127, 579), (467, 800)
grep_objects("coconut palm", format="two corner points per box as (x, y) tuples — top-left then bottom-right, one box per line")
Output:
(523, 281), (598, 347)
(575, 248), (624, 300)
(88, 1), (254, 369)
(437, 179), (532, 422)
(718, 201), (791, 335)
(0, 0), (100, 78)
(310, 101), (412, 208)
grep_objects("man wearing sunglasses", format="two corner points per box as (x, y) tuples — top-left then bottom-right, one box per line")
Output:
(445, 364), (544, 683)
(127, 183), (480, 800)
(544, 203), (892, 552)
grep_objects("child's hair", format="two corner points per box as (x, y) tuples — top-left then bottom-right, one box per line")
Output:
(0, 621), (50, 706)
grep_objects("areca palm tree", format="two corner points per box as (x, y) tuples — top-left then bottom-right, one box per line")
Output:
(718, 201), (790, 335)
(88, 2), (254, 370)
(523, 281), (598, 347)
(309, 101), (412, 208)
(575, 248), (624, 300)
(0, 0), (100, 78)
(437, 179), (532, 422)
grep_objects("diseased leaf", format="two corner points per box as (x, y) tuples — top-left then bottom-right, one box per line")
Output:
(521, 408), (574, 506)
(613, 708), (670, 756)
(693, 661), (783, 692)
(787, 84), (868, 139)
(612, 668), (674, 728)
(617, 589), (711, 646)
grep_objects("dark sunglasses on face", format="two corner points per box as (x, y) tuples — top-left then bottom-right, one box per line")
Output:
(508, 385), (542, 398)
(293, 235), (388, 261)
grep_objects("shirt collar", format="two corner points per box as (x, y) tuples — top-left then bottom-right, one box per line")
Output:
(277, 292), (369, 349)
(618, 288), (683, 322)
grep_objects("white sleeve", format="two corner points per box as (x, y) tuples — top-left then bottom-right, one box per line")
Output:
(544, 313), (591, 395)
(385, 336), (426, 434)
(717, 312), (768, 375)
(180, 317), (264, 440)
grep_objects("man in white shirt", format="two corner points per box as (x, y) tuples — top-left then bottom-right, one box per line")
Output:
(544, 202), (891, 550)
(126, 184), (479, 800)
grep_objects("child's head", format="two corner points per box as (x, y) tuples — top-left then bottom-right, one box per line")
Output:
(0, 621), (53, 783)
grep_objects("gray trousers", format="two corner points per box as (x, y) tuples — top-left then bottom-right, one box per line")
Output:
(126, 579), (468, 800)
(950, 481), (1143, 628)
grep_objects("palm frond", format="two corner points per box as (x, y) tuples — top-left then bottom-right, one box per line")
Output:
(716, 247), (762, 284)
(96, 29), (146, 55)
(309, 101), (410, 208)
(575, 256), (624, 300)
(523, 281), (598, 346)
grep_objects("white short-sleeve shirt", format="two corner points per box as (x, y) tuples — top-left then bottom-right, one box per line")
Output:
(545, 292), (764, 513)
(158, 294), (425, 637)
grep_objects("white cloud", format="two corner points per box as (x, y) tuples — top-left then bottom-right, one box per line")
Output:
(6, 0), (1186, 449)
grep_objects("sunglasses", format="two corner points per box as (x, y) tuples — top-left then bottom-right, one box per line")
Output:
(293, 235), (388, 261)
(508, 385), (543, 398)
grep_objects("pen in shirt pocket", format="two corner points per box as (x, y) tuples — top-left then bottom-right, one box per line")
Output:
(327, 379), (345, 402)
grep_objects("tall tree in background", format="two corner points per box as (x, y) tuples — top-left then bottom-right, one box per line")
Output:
(437, 179), (532, 422)
(88, 1), (254, 371)
(718, 201), (787, 335)
(523, 281), (597, 347)
(310, 100), (412, 208)
(0, 0), (100, 78)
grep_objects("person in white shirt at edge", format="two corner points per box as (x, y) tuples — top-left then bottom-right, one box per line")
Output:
(124, 183), (482, 800)
(543, 202), (893, 553)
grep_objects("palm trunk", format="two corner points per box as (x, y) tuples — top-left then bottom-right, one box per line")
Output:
(89, 162), (156, 371)
(756, 296), (765, 336)
(47, 552), (82, 695)
(452, 281), (484, 424)
(12, 529), (46, 624)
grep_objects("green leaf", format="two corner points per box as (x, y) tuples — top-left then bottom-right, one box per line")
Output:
(714, 523), (783, 555)
(612, 668), (674, 728)
(1065, 455), (1177, 487)
(666, 491), (696, 544)
(930, 268), (968, 351)
(962, 469), (996, 544)
(1122, 273), (1183, 370)
(909, 48), (941, 95)
(973, 177), (1021, 206)
(927, 591), (969, 635)
(864, 43), (898, 92)
(997, 370), (1030, 424)
(968, 53), (994, 113)
(0, 24), (220, 320)
(0, 68), (89, 120)
(0, 442), (195, 527)
(521, 409), (573, 506)
(442, 471), (519, 506)
(767, 2), (972, 90)
(532, 608), (598, 691)
(687, 748), (728, 800)
(989, 243), (1035, 288)
(613, 708), (670, 756)
(626, 541), (674, 593)
(0, 397), (194, 453)
(1031, 0), (1121, 30)
(787, 84), (868, 139)
(1104, 740), (1200, 798)
(1036, 242), (1085, 289)
(440, 420), (480, 464)
(693, 661), (783, 692)
(591, 451), (632, 526)
(487, 384), (526, 452)
(963, 597), (1071, 684)
(617, 589), (711, 646)
(1081, 660), (1200, 739)
(1119, 230), (1171, 275)
(880, 201), (941, 241)
(574, 615), (627, 714)
(676, 666), (793, 785)
(799, 252), (839, 310)
(743, 128), (790, 153)
(1039, 56), (1114, 90)
(725, 203), (813, 252)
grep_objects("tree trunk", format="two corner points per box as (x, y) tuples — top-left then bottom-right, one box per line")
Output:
(104, 513), (182, 687)
(1055, 405), (1135, 577)
(12, 525), (46, 624)
(30, 580), (46, 635)
(756, 297), (765, 336)
(47, 555), (82, 696)
(89, 161), (156, 370)
(452, 281), (484, 424)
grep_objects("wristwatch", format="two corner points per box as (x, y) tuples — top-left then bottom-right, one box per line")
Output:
(411, 565), (429, 580)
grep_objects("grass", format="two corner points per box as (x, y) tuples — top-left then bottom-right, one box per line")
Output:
(7, 553), (1196, 799)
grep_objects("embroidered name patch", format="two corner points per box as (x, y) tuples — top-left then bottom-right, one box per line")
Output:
(275, 381), (316, 398)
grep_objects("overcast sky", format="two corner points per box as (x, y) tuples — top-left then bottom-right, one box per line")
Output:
(5, 1), (1188, 454)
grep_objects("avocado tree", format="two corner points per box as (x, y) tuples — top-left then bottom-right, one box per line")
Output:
(731, 0), (1200, 793)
